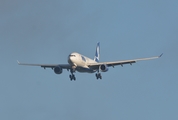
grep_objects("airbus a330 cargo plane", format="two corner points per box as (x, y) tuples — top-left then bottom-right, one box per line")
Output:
(18, 42), (162, 81)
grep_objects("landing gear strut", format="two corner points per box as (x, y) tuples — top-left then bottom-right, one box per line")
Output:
(96, 73), (102, 79)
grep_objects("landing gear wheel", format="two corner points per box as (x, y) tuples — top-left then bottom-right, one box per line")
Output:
(69, 75), (72, 81)
(96, 73), (102, 80)
(69, 74), (76, 81)
(96, 74), (99, 79)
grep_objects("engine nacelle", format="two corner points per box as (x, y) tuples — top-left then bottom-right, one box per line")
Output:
(54, 66), (63, 74)
(99, 64), (109, 72)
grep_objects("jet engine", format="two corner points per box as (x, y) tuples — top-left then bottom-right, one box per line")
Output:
(54, 66), (63, 74)
(99, 64), (109, 72)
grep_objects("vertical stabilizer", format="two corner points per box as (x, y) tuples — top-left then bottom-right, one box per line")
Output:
(94, 42), (100, 62)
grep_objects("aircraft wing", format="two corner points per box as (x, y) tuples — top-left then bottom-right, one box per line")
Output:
(17, 61), (71, 69)
(88, 54), (163, 69)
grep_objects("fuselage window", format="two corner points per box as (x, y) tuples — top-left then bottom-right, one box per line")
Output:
(81, 56), (86, 62)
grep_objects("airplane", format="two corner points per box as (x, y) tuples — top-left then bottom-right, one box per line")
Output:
(17, 42), (163, 81)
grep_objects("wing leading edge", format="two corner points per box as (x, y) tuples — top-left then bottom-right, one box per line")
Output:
(88, 53), (163, 69)
(17, 61), (71, 69)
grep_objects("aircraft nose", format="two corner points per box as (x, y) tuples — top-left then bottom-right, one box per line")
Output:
(69, 56), (72, 61)
(68, 55), (73, 64)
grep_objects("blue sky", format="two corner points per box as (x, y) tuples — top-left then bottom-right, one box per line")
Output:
(0, 0), (178, 120)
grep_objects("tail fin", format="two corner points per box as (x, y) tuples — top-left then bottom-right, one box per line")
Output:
(94, 42), (100, 62)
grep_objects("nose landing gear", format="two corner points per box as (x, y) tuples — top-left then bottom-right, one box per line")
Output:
(69, 68), (76, 81)
(69, 74), (76, 81)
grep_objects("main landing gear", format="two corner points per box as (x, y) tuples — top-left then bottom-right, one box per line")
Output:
(95, 73), (102, 79)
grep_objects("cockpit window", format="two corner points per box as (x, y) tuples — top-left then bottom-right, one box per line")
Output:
(69, 55), (76, 57)
(81, 56), (86, 62)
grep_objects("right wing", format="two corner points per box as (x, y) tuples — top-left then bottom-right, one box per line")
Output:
(17, 61), (71, 69)
(88, 53), (163, 69)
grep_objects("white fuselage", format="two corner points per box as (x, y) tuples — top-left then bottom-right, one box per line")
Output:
(68, 52), (97, 73)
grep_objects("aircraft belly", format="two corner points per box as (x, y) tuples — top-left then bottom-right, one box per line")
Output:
(76, 67), (95, 73)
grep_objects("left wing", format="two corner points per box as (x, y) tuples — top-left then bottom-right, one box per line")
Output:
(17, 61), (71, 69)
(88, 54), (163, 69)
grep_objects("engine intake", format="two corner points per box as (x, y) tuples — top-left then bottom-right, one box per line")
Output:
(54, 66), (63, 74)
(100, 64), (108, 72)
